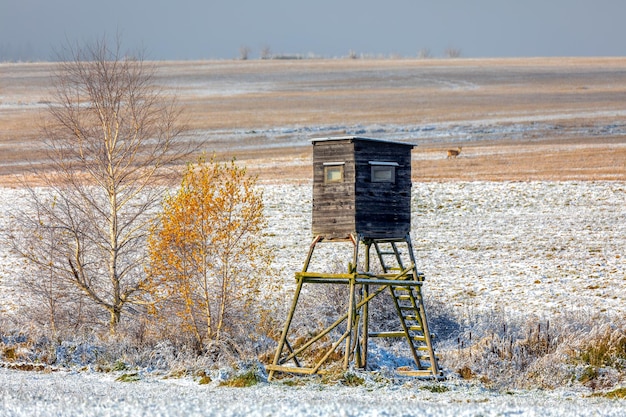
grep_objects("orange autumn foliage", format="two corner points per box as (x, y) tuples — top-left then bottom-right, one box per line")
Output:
(147, 157), (272, 347)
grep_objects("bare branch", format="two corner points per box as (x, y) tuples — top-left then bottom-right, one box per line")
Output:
(11, 34), (194, 334)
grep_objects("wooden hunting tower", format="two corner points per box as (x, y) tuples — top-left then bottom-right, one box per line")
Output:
(268, 136), (441, 380)
(312, 136), (414, 239)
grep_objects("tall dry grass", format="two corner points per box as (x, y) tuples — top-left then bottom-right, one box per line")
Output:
(2, 288), (626, 391)
(435, 305), (626, 390)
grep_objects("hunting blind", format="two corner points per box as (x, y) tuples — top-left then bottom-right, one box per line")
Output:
(312, 136), (413, 239)
(268, 136), (441, 380)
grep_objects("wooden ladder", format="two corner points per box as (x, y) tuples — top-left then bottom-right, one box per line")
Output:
(370, 238), (441, 377)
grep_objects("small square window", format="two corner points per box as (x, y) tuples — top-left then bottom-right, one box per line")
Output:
(324, 165), (344, 183)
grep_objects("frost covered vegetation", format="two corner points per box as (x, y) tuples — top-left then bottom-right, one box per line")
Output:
(2, 54), (626, 414)
(1, 181), (625, 397)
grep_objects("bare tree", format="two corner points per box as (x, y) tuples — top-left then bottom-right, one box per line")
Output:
(418, 48), (432, 59)
(260, 45), (272, 60)
(239, 45), (251, 60)
(444, 47), (462, 58)
(9, 35), (192, 334)
(12, 223), (89, 337)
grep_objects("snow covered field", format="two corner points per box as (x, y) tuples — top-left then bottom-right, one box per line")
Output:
(262, 181), (626, 318)
(1, 367), (626, 417)
(1, 180), (625, 415)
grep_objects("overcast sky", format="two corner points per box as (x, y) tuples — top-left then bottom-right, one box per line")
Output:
(2, 0), (626, 61)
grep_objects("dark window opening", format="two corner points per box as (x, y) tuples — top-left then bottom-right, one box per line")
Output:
(369, 161), (398, 183)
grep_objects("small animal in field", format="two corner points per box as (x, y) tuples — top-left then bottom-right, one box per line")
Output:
(447, 147), (462, 159)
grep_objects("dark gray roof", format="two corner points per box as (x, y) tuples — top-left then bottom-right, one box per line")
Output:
(311, 136), (415, 147)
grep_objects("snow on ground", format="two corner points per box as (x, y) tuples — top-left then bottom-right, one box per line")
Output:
(1, 367), (624, 417)
(1, 181), (626, 415)
(262, 181), (626, 319)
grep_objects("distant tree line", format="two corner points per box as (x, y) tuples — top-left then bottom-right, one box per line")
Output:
(237, 45), (462, 60)
(0, 40), (462, 62)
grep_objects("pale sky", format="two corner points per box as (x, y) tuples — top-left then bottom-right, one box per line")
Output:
(2, 0), (626, 61)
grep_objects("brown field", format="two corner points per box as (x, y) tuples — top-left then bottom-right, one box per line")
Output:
(1, 57), (625, 184)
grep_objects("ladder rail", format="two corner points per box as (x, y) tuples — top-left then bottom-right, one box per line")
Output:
(403, 235), (440, 376)
(371, 235), (441, 376)
(388, 284), (425, 369)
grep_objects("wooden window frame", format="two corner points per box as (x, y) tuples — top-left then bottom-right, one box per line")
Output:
(323, 162), (345, 183)
(369, 161), (398, 183)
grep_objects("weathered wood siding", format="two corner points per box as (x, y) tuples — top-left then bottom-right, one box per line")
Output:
(312, 140), (356, 238)
(312, 137), (414, 239)
(354, 140), (413, 238)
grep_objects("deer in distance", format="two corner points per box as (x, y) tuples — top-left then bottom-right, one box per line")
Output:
(447, 146), (462, 159)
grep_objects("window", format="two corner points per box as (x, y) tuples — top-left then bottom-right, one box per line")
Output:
(369, 161), (398, 183)
(323, 162), (345, 183)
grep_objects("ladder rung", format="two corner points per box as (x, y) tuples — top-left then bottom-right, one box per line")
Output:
(368, 331), (425, 342)
(396, 295), (412, 300)
(408, 326), (423, 331)
(420, 355), (441, 360)
(396, 369), (438, 377)
(417, 353), (440, 359)
(368, 331), (405, 338)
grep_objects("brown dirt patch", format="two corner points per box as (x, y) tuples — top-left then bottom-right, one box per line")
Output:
(1, 58), (625, 184)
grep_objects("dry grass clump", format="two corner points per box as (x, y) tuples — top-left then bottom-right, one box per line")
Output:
(568, 324), (626, 391)
(218, 361), (267, 387)
(573, 324), (626, 368)
(596, 387), (626, 399)
(436, 307), (626, 391)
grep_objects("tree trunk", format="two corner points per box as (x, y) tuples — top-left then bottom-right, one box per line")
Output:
(109, 307), (121, 334)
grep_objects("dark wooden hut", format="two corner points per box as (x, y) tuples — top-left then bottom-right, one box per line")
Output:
(311, 136), (415, 239)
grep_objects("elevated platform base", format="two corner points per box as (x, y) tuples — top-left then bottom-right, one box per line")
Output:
(268, 234), (441, 381)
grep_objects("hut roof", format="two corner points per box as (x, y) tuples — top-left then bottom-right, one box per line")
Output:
(311, 136), (416, 148)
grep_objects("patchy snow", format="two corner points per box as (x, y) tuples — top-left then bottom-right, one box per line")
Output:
(262, 181), (626, 318)
(186, 118), (626, 154)
(1, 181), (626, 415)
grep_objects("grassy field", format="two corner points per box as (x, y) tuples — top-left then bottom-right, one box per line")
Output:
(1, 57), (625, 183)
